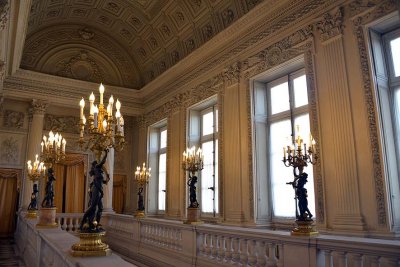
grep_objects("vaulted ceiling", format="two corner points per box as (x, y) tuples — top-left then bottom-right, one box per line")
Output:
(20, 0), (264, 89)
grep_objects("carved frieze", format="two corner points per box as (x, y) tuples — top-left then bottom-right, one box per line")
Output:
(316, 7), (344, 43)
(0, 0), (9, 31)
(78, 28), (95, 40)
(0, 136), (18, 163)
(3, 110), (24, 129)
(44, 114), (80, 134)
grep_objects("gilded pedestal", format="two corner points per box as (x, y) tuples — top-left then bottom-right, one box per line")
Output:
(26, 209), (38, 219)
(134, 210), (145, 218)
(36, 207), (58, 228)
(291, 220), (319, 236)
(184, 207), (203, 224)
(71, 231), (111, 257)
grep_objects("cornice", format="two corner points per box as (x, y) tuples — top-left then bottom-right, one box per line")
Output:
(3, 69), (144, 116)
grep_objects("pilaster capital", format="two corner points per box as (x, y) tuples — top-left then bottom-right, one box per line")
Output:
(29, 99), (48, 117)
(316, 7), (344, 43)
(0, 0), (9, 31)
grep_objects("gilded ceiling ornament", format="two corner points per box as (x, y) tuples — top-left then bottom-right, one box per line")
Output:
(78, 28), (95, 40)
(222, 9), (235, 26)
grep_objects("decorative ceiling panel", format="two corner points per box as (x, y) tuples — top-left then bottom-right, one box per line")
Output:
(21, 0), (265, 89)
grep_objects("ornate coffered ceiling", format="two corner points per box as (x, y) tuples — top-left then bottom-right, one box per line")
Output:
(20, 0), (265, 89)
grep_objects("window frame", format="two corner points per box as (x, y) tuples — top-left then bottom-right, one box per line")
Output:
(157, 126), (167, 212)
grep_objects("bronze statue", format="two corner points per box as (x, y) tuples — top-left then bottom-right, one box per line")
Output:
(41, 168), (56, 208)
(187, 175), (199, 208)
(137, 187), (144, 212)
(80, 149), (109, 232)
(28, 183), (39, 210)
(287, 172), (313, 221)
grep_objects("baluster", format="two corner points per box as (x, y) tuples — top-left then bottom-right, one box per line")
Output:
(205, 234), (212, 257)
(174, 230), (179, 250)
(240, 238), (248, 265)
(60, 217), (66, 230)
(225, 237), (232, 263)
(199, 233), (206, 256)
(217, 236), (225, 261)
(333, 252), (346, 267)
(232, 237), (240, 263)
(348, 253), (362, 267)
(248, 239), (257, 266)
(267, 243), (277, 267)
(322, 250), (332, 267)
(364, 255), (379, 267)
(256, 240), (267, 266)
(276, 244), (283, 267)
(212, 235), (218, 259)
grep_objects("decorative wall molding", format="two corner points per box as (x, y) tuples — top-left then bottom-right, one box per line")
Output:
(0, 0), (9, 31)
(350, 0), (397, 226)
(44, 114), (80, 134)
(0, 136), (18, 163)
(3, 110), (24, 129)
(316, 7), (344, 43)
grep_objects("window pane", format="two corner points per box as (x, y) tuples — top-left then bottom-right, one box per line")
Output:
(201, 141), (215, 213)
(390, 37), (400, 77)
(270, 82), (289, 114)
(394, 88), (400, 154)
(160, 129), (167, 149)
(294, 113), (315, 217)
(294, 75), (308, 107)
(202, 112), (214, 136)
(158, 153), (166, 211)
(214, 140), (218, 213)
(270, 119), (294, 217)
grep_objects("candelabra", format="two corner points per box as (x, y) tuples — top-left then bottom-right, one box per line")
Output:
(25, 154), (45, 218)
(40, 130), (66, 166)
(182, 146), (204, 224)
(134, 163), (151, 218)
(282, 126), (318, 236)
(78, 83), (125, 161)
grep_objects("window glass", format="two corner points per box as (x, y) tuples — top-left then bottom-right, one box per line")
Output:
(202, 112), (214, 136)
(390, 37), (400, 77)
(270, 119), (293, 217)
(214, 140), (219, 213)
(158, 153), (166, 211)
(201, 141), (214, 213)
(270, 82), (289, 114)
(160, 129), (167, 149)
(294, 75), (308, 107)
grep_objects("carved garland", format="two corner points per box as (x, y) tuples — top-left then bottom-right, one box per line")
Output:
(350, 0), (397, 226)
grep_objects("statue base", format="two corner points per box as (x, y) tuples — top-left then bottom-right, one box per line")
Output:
(71, 231), (112, 257)
(26, 209), (38, 219)
(134, 210), (145, 218)
(291, 220), (319, 236)
(36, 207), (58, 228)
(184, 207), (203, 224)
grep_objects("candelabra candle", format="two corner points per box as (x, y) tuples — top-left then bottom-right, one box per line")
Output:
(41, 131), (66, 165)
(79, 83), (125, 158)
(26, 154), (46, 181)
(182, 146), (204, 174)
(134, 162), (151, 186)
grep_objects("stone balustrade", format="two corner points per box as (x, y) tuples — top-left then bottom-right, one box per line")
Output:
(55, 212), (83, 233)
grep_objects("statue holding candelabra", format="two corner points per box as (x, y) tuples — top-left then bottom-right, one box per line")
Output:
(282, 126), (318, 236)
(26, 155), (45, 218)
(134, 163), (151, 218)
(72, 83), (125, 257)
(182, 146), (204, 224)
(35, 131), (66, 228)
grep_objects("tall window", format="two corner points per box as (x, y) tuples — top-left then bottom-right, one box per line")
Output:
(267, 69), (315, 218)
(188, 97), (219, 217)
(148, 121), (167, 214)
(369, 22), (400, 227)
(252, 58), (315, 224)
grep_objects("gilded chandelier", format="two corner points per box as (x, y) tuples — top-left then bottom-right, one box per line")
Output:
(182, 146), (204, 175)
(41, 130), (66, 165)
(282, 126), (317, 176)
(134, 163), (151, 187)
(79, 83), (125, 158)
(26, 154), (46, 181)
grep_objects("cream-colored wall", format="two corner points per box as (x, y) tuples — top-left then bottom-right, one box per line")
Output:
(0, 0), (399, 238)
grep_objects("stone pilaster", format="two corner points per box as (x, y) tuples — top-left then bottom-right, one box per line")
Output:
(21, 100), (47, 210)
(316, 8), (364, 230)
(103, 147), (114, 213)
